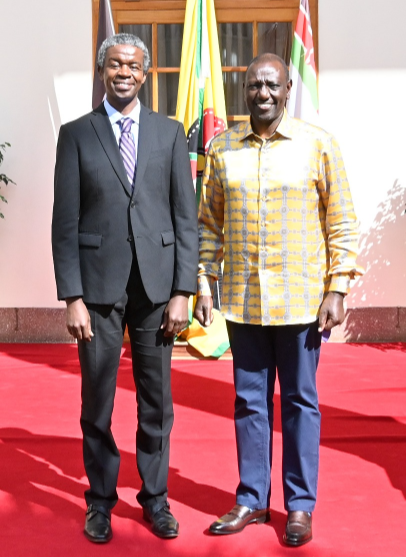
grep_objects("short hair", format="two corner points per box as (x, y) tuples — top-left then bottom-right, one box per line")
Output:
(245, 53), (290, 83)
(97, 33), (150, 74)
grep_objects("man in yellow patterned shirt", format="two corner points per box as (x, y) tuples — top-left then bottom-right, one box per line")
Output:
(194, 53), (362, 547)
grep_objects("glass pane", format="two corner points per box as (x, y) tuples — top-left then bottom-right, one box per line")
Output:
(158, 24), (184, 67)
(257, 22), (292, 65)
(218, 23), (252, 67)
(119, 24), (153, 62)
(137, 73), (152, 109)
(223, 72), (249, 116)
(158, 73), (179, 116)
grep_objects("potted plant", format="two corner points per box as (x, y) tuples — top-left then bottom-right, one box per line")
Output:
(0, 142), (15, 219)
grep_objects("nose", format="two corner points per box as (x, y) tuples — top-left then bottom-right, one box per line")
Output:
(118, 63), (132, 77)
(257, 83), (270, 98)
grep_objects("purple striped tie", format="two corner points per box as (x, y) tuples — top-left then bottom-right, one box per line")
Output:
(119, 118), (136, 187)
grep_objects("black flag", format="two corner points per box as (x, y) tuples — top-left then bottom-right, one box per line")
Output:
(92, 0), (115, 109)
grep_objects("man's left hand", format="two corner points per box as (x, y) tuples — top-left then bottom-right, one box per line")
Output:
(161, 292), (190, 338)
(318, 291), (345, 332)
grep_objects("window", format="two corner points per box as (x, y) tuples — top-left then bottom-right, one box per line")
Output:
(219, 21), (292, 124)
(93, 1), (318, 124)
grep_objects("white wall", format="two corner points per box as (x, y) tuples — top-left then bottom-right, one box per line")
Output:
(0, 0), (92, 307)
(318, 0), (406, 307)
(1, 0), (405, 309)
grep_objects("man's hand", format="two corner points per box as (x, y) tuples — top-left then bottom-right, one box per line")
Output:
(161, 292), (190, 338)
(66, 297), (93, 342)
(194, 295), (214, 327)
(318, 291), (345, 333)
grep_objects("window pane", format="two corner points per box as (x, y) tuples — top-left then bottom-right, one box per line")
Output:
(137, 73), (152, 109)
(257, 22), (292, 64)
(119, 24), (152, 61)
(158, 24), (184, 67)
(158, 73), (179, 116)
(218, 23), (252, 67)
(223, 72), (249, 116)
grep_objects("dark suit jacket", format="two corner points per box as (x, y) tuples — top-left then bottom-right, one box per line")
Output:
(52, 103), (198, 305)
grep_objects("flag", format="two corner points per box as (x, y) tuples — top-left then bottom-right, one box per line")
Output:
(287, 0), (319, 124)
(92, 0), (115, 109)
(176, 0), (229, 358)
(176, 0), (227, 205)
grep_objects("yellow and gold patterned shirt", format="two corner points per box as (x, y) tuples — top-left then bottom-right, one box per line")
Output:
(197, 110), (362, 326)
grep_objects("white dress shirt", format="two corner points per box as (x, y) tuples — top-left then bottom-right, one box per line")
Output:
(103, 99), (141, 162)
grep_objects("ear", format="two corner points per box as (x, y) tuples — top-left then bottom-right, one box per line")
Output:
(98, 66), (104, 82)
(286, 79), (293, 99)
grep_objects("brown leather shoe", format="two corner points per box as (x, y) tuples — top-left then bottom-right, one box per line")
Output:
(283, 511), (312, 546)
(209, 504), (270, 535)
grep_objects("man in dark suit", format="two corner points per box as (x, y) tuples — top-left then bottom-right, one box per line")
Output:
(52, 33), (198, 544)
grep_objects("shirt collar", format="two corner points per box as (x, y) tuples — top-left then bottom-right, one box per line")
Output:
(276, 109), (294, 139)
(103, 98), (141, 126)
(241, 108), (293, 141)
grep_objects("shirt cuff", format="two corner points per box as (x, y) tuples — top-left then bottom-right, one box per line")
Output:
(197, 275), (215, 297)
(329, 274), (351, 294)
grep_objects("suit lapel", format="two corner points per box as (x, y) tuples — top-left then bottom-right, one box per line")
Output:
(133, 104), (154, 198)
(90, 104), (132, 196)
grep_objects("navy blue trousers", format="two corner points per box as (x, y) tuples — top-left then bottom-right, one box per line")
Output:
(226, 320), (322, 512)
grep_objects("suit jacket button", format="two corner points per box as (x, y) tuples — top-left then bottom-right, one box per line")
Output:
(127, 235), (133, 242)
(130, 201), (135, 208)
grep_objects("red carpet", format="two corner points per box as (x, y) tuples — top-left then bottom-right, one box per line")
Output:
(1, 342), (406, 556)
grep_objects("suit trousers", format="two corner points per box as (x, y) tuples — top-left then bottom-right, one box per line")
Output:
(78, 257), (174, 513)
(226, 320), (321, 513)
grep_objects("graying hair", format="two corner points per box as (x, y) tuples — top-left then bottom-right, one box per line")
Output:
(97, 33), (150, 74)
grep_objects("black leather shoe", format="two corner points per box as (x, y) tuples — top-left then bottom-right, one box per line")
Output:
(283, 511), (312, 546)
(209, 504), (271, 535)
(143, 503), (179, 538)
(84, 504), (112, 543)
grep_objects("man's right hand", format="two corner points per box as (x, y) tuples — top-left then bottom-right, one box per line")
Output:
(194, 295), (214, 327)
(66, 297), (93, 342)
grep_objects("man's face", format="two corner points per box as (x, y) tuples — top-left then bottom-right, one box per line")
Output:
(99, 44), (147, 112)
(244, 59), (291, 131)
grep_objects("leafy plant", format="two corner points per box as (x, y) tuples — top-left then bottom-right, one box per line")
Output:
(0, 142), (16, 219)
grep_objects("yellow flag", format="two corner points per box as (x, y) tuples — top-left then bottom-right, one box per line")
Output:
(176, 0), (227, 204)
(176, 0), (229, 358)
